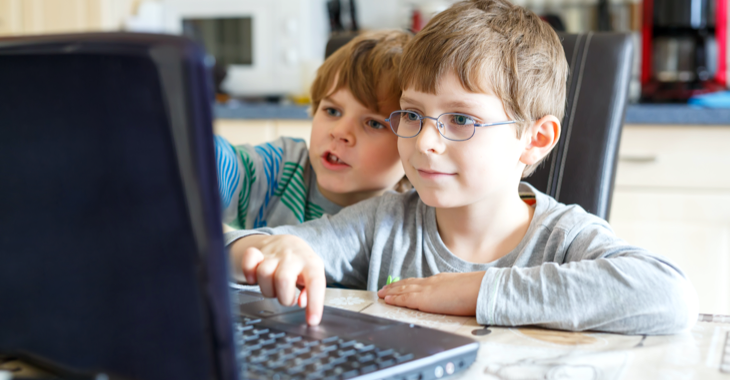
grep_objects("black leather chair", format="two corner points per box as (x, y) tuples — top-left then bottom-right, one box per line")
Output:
(527, 33), (633, 220)
(325, 32), (634, 220)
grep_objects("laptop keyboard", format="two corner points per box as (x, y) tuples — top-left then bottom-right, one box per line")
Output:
(235, 317), (415, 380)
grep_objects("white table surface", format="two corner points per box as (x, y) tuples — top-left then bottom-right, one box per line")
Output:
(321, 288), (730, 380)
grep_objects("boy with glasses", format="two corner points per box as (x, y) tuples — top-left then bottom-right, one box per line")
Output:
(224, 0), (698, 334)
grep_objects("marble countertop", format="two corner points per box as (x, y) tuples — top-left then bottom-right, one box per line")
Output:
(214, 103), (730, 125)
(227, 285), (730, 380)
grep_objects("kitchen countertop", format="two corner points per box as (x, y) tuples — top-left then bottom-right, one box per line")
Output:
(214, 103), (730, 125)
(214, 102), (310, 120)
(624, 104), (730, 125)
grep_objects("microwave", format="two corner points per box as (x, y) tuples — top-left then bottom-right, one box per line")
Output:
(162, 0), (328, 97)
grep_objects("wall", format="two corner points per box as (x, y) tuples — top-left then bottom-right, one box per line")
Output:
(0, 0), (141, 36)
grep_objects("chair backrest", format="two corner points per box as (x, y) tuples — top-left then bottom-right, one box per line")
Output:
(325, 32), (634, 219)
(525, 33), (633, 220)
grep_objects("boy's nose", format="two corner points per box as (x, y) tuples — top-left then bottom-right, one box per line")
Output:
(330, 118), (356, 145)
(415, 118), (445, 154)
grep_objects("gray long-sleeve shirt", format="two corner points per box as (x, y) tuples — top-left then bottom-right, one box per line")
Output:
(224, 183), (698, 335)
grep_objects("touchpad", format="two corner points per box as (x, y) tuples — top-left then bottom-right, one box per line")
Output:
(268, 307), (396, 338)
(239, 297), (303, 317)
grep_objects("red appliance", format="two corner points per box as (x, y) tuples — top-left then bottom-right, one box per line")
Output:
(641, 0), (727, 102)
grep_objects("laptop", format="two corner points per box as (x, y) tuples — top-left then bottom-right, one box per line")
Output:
(0, 33), (478, 380)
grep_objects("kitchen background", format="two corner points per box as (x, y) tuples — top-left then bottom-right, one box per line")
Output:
(1, 0), (729, 315)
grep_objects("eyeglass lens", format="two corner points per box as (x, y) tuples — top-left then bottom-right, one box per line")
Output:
(389, 111), (476, 141)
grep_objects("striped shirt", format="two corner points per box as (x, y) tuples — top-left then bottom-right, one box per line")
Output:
(214, 136), (342, 229)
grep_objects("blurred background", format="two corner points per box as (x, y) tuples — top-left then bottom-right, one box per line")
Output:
(0, 0), (728, 104)
(1, 0), (729, 316)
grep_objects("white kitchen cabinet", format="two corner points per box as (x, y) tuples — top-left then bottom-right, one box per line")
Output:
(0, 0), (137, 36)
(0, 0), (23, 35)
(214, 119), (311, 147)
(610, 125), (730, 315)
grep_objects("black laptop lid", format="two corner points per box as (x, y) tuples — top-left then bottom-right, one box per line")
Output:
(0, 34), (236, 380)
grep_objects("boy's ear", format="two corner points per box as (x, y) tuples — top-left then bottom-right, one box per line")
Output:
(519, 115), (561, 166)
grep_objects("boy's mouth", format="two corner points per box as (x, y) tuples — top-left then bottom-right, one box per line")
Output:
(416, 167), (456, 180)
(321, 151), (350, 169)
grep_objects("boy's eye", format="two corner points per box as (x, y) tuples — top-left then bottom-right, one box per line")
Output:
(406, 112), (420, 121)
(450, 114), (474, 126)
(366, 120), (386, 130)
(324, 107), (342, 117)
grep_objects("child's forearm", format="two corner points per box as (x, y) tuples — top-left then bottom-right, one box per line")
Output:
(477, 255), (698, 334)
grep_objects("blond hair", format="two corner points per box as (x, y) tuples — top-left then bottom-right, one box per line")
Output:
(400, 0), (568, 176)
(311, 30), (411, 116)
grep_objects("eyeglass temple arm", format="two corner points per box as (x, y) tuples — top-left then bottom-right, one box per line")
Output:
(474, 120), (518, 127)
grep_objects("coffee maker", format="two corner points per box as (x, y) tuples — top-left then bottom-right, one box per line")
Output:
(641, 0), (727, 102)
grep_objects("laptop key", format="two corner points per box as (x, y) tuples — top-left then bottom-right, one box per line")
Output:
(302, 339), (321, 347)
(252, 328), (270, 335)
(311, 350), (331, 361)
(277, 351), (297, 362)
(287, 365), (306, 375)
(285, 336), (303, 343)
(243, 343), (263, 352)
(342, 369), (359, 379)
(249, 348), (266, 357)
(355, 343), (375, 352)
(394, 353), (414, 363)
(336, 349), (356, 358)
(293, 346), (311, 355)
(265, 360), (287, 369)
(338, 339), (357, 348)
(308, 361), (333, 373)
(325, 366), (346, 376)
(360, 364), (378, 374)
(347, 361), (361, 369)
(357, 353), (375, 363)
(320, 344), (338, 352)
(249, 355), (268, 364)
(375, 358), (395, 369)
(244, 318), (263, 325)
(269, 332), (287, 339)
(376, 348), (394, 357)
(259, 337), (276, 346)
(305, 372), (326, 380)
(322, 336), (339, 343)
(327, 356), (347, 366)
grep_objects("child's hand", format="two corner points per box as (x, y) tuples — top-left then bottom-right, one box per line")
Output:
(231, 235), (326, 326)
(377, 271), (485, 316)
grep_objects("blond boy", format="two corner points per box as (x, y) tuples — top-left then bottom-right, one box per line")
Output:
(224, 0), (698, 334)
(216, 30), (410, 230)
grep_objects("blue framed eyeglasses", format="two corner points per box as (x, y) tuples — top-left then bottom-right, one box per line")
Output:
(385, 110), (517, 141)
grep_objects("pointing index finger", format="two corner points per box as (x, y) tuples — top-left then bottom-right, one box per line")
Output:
(302, 265), (325, 326)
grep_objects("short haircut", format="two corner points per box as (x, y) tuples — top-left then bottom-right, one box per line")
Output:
(311, 30), (412, 116)
(400, 0), (569, 176)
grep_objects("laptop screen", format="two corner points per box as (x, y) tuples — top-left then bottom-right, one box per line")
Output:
(0, 35), (236, 380)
